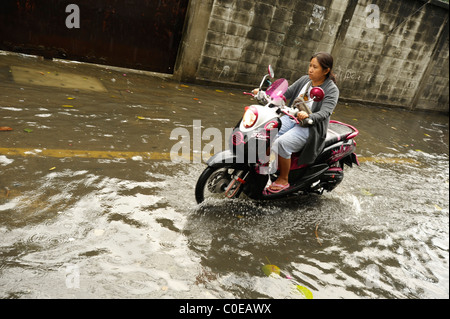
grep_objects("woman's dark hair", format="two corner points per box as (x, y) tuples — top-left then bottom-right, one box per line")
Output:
(311, 52), (337, 84)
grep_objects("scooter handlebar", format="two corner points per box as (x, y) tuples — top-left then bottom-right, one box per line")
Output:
(243, 90), (269, 105)
(243, 90), (312, 125)
(282, 107), (314, 126)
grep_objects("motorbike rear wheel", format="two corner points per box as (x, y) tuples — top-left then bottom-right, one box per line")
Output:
(195, 166), (247, 204)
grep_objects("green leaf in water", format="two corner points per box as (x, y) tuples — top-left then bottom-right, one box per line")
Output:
(296, 285), (313, 299)
(262, 264), (280, 277)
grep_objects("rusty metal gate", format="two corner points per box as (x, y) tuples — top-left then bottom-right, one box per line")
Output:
(0, 0), (189, 74)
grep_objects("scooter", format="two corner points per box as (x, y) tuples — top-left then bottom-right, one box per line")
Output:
(195, 66), (359, 204)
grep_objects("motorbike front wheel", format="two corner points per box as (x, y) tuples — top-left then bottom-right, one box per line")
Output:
(195, 166), (248, 204)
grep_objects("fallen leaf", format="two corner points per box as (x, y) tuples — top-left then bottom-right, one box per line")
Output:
(0, 127), (13, 131)
(434, 204), (442, 211)
(424, 133), (431, 137)
(361, 189), (374, 196)
(49, 167), (56, 171)
(215, 89), (224, 93)
(180, 84), (189, 88)
(61, 105), (74, 108)
(67, 97), (75, 100)
(262, 264), (280, 277)
(296, 285), (313, 299)
(315, 223), (322, 246)
(193, 98), (199, 101)
(23, 128), (33, 133)
(137, 116), (145, 120)
(262, 260), (314, 299)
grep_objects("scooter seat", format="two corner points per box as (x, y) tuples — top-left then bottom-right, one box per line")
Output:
(290, 120), (358, 170)
(324, 121), (357, 147)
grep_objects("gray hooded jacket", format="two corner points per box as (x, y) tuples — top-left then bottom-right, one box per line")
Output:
(284, 75), (339, 165)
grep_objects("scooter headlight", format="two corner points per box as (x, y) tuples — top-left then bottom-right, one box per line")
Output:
(242, 106), (258, 128)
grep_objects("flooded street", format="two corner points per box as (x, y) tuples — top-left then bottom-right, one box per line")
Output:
(0, 52), (448, 299)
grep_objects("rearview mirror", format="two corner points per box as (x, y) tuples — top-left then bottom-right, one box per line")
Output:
(268, 65), (274, 78)
(310, 87), (325, 102)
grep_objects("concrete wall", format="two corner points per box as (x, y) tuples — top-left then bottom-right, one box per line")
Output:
(174, 0), (449, 113)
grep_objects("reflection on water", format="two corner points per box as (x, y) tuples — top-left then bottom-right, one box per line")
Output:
(4, 152), (446, 298)
(1, 139), (448, 299)
(0, 161), (212, 298)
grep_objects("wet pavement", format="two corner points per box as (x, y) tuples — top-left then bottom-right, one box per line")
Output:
(0, 51), (449, 299)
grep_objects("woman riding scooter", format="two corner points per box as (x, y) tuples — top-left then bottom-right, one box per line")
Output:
(261, 52), (339, 194)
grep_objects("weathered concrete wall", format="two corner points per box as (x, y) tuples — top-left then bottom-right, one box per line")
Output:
(174, 0), (449, 113)
(413, 14), (449, 111)
(335, 0), (449, 112)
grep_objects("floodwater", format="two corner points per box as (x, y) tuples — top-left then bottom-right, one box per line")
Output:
(0, 52), (448, 299)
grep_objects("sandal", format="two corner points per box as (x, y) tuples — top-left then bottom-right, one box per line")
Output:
(263, 182), (290, 195)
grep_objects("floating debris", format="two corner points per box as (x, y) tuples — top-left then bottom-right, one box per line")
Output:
(296, 285), (314, 299)
(261, 264), (280, 276)
(261, 261), (314, 299)
(361, 189), (374, 196)
(315, 223), (322, 246)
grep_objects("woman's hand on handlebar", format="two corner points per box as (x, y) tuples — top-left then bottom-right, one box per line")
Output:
(297, 111), (309, 121)
(243, 88), (260, 97)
